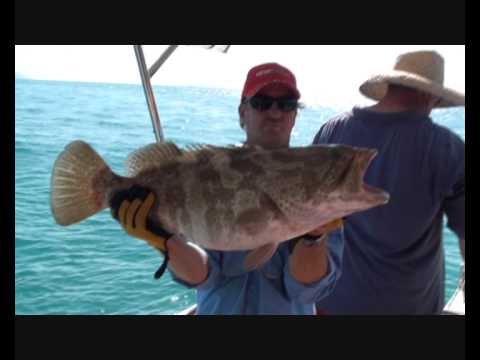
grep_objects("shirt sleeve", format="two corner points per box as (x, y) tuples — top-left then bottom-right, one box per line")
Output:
(169, 250), (222, 290)
(283, 229), (344, 304)
(445, 192), (465, 240)
(443, 156), (465, 240)
(441, 132), (465, 240)
(312, 115), (343, 145)
(312, 123), (329, 145)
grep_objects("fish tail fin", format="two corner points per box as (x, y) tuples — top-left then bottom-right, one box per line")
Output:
(51, 140), (118, 226)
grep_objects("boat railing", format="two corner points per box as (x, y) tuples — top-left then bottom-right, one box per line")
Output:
(133, 45), (229, 316)
(133, 45), (230, 144)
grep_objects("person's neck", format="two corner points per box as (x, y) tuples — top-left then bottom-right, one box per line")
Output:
(366, 97), (432, 115)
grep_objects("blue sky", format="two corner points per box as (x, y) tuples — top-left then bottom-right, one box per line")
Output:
(15, 45), (465, 107)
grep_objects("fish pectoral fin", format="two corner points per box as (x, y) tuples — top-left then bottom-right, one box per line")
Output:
(244, 243), (278, 272)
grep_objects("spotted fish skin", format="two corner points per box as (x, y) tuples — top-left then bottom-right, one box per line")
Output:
(51, 141), (389, 251)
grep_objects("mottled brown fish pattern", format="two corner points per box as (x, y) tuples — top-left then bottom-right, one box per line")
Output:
(51, 141), (389, 252)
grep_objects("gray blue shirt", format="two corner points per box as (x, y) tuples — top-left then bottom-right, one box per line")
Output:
(313, 107), (465, 314)
(171, 234), (344, 315)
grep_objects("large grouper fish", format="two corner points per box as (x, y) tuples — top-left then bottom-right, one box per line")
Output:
(51, 140), (389, 270)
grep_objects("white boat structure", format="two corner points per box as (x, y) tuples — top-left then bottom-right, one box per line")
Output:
(442, 267), (465, 315)
(132, 45), (465, 316)
(442, 287), (465, 315)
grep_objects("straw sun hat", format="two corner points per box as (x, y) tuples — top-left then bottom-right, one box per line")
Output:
(359, 50), (465, 108)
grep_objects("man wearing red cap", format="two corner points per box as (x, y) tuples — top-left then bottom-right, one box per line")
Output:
(238, 63), (301, 149)
(110, 62), (344, 314)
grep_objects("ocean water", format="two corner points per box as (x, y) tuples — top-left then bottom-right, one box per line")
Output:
(15, 79), (465, 315)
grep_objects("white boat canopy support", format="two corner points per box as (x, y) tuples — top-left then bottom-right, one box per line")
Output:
(133, 45), (230, 143)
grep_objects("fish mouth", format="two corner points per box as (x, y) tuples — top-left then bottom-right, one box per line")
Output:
(355, 147), (377, 177)
(350, 148), (389, 205)
(355, 149), (390, 204)
(337, 147), (375, 191)
(362, 183), (390, 204)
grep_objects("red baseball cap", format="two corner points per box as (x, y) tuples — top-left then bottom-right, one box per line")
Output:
(241, 62), (301, 99)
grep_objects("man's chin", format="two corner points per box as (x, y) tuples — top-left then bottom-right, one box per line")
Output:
(263, 126), (283, 134)
(258, 138), (289, 149)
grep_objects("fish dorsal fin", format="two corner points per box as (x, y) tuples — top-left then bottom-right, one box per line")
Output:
(125, 142), (183, 176)
(181, 144), (218, 163)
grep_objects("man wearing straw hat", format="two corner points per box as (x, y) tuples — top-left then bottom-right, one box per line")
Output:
(312, 50), (465, 314)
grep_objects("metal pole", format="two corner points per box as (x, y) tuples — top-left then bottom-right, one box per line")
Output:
(134, 45), (164, 143)
(148, 45), (179, 78)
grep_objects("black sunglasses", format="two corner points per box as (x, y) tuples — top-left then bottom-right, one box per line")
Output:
(243, 95), (300, 112)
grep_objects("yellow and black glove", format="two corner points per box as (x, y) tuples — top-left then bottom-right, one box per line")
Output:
(110, 185), (173, 279)
(306, 218), (344, 238)
(291, 218), (344, 249)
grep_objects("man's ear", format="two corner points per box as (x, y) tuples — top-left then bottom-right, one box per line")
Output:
(239, 104), (246, 129)
(422, 93), (440, 111)
(239, 103), (246, 117)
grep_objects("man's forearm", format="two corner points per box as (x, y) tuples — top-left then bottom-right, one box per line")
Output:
(166, 236), (209, 286)
(289, 239), (329, 284)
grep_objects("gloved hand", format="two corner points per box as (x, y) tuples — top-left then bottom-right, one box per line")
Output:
(110, 185), (173, 280)
(110, 185), (172, 253)
(290, 218), (344, 250)
(307, 218), (344, 237)
(300, 218), (344, 246)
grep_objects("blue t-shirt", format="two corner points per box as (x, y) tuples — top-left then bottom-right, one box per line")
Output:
(171, 233), (344, 315)
(312, 107), (465, 314)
